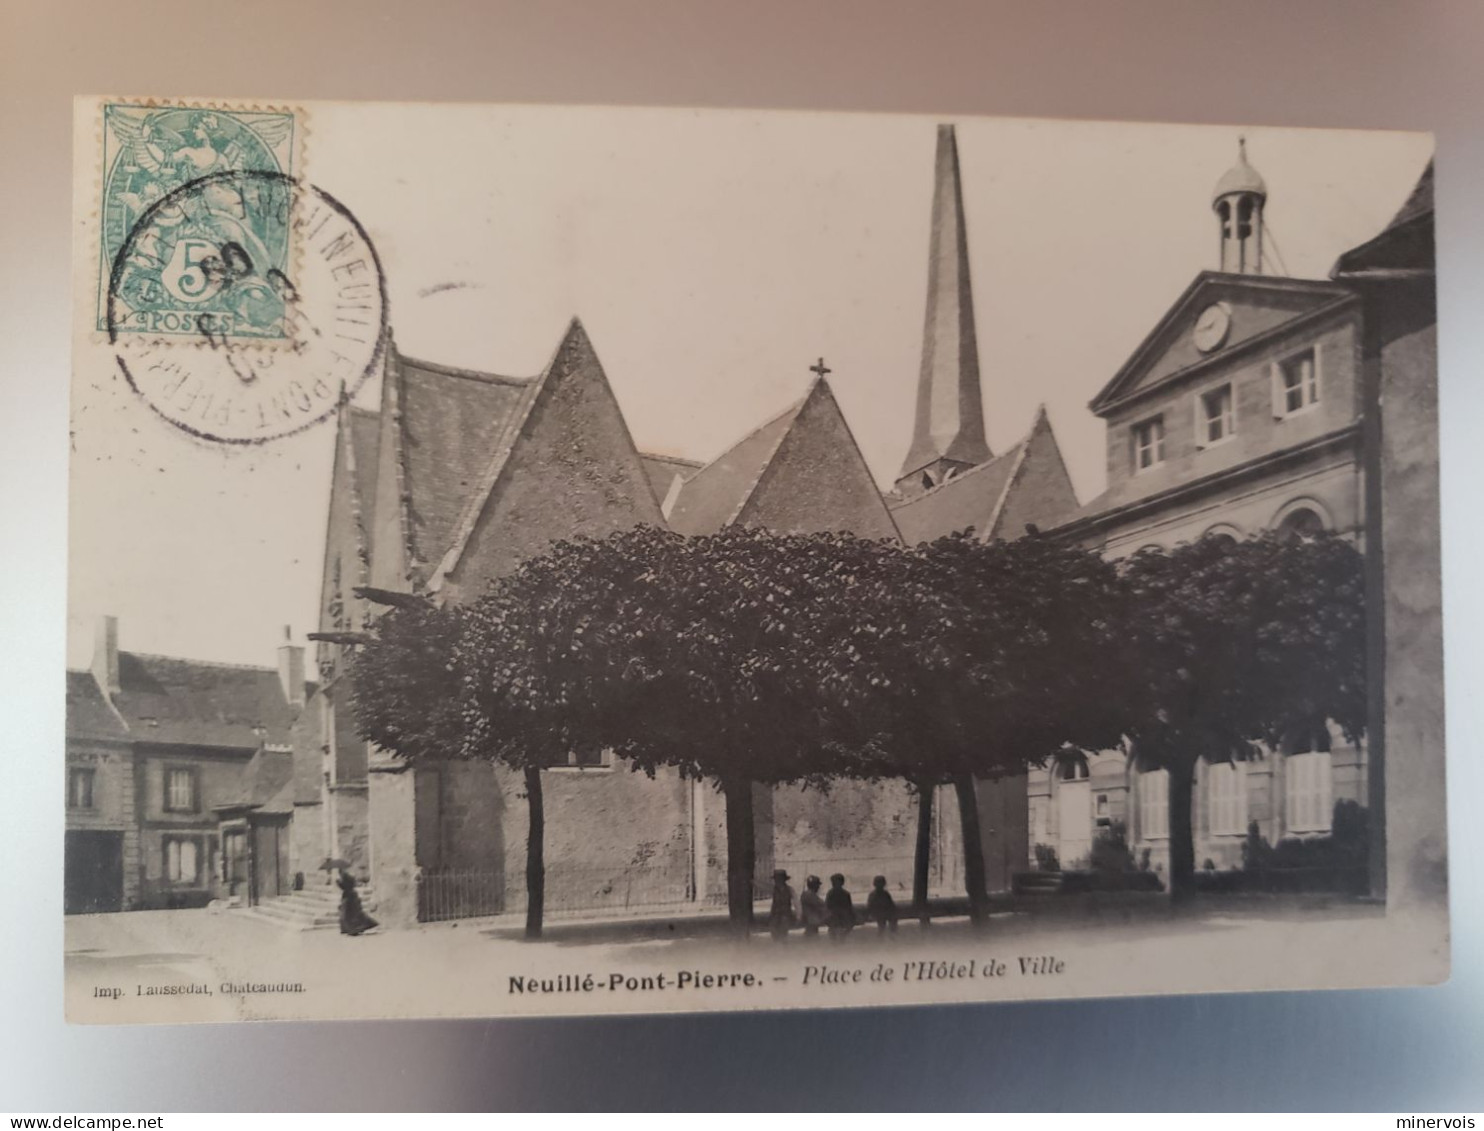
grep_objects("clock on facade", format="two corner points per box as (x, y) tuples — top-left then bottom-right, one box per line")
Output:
(1193, 302), (1232, 353)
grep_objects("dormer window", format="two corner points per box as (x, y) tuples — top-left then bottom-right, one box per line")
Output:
(1132, 416), (1165, 473)
(1199, 384), (1235, 446)
(1275, 347), (1319, 416)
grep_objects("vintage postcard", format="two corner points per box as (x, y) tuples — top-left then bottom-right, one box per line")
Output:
(67, 97), (1447, 1024)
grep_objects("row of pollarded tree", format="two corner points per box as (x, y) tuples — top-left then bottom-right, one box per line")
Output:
(350, 525), (1367, 937)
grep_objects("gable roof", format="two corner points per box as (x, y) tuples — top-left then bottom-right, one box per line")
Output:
(889, 406), (1078, 545)
(66, 670), (128, 742)
(67, 655), (306, 750)
(666, 397), (805, 536)
(386, 351), (536, 587)
(214, 746), (296, 814)
(639, 452), (703, 503)
(428, 319), (666, 593)
(737, 379), (902, 539)
(890, 446), (1020, 545)
(1088, 271), (1356, 416)
(666, 378), (900, 540)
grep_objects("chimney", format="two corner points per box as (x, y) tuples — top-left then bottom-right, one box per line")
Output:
(278, 625), (306, 708)
(91, 615), (120, 700)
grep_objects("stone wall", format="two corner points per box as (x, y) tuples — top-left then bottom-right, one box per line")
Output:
(331, 784), (371, 881)
(65, 741), (139, 909)
(772, 778), (917, 898)
(1378, 323), (1447, 911)
(367, 762), (419, 927)
(289, 800), (325, 891)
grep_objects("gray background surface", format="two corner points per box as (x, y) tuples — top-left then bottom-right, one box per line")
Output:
(3, 0), (1482, 1111)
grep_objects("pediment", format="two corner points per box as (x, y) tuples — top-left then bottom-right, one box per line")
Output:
(1090, 272), (1356, 414)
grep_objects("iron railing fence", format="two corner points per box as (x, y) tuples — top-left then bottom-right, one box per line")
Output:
(416, 853), (961, 923)
(416, 869), (504, 923)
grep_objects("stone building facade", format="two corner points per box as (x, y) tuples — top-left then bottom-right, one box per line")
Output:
(64, 616), (310, 912)
(281, 126), (1437, 921)
(1025, 149), (1436, 890)
(67, 126), (1438, 925)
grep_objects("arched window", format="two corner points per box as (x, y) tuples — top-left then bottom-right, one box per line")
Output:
(1271, 498), (1332, 540)
(1202, 524), (1241, 549)
(1057, 752), (1090, 781)
(1278, 506), (1325, 541)
(1218, 199), (1232, 239)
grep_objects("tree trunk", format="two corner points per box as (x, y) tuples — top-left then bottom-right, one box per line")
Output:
(912, 778), (934, 922)
(953, 774), (989, 925)
(524, 764), (545, 939)
(722, 776), (756, 935)
(1167, 756), (1196, 905)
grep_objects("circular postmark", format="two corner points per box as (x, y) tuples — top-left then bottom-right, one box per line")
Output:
(107, 169), (387, 444)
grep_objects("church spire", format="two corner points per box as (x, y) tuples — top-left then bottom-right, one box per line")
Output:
(895, 123), (992, 497)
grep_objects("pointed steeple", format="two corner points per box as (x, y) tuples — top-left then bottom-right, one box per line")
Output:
(896, 124), (992, 498)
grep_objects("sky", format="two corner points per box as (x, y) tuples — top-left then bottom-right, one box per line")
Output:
(68, 101), (1434, 669)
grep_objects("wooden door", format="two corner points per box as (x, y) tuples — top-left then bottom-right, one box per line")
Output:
(249, 818), (290, 904)
(223, 829), (248, 899)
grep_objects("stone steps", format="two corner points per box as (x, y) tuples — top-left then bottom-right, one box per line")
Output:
(236, 886), (378, 931)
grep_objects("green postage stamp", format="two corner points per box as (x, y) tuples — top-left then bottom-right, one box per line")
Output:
(96, 100), (303, 340)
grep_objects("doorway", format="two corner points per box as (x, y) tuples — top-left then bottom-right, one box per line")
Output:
(65, 831), (124, 913)
(1055, 755), (1093, 868)
(249, 817), (291, 905)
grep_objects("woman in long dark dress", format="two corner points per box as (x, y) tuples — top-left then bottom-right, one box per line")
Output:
(337, 869), (378, 936)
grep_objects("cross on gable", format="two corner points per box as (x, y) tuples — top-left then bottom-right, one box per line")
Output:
(809, 357), (831, 379)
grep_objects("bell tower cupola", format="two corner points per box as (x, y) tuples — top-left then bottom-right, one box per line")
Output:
(1213, 137), (1267, 274)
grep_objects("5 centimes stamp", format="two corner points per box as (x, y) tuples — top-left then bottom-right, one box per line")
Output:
(97, 101), (302, 338)
(107, 170), (388, 444)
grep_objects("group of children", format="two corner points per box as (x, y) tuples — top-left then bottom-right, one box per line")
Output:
(766, 870), (900, 941)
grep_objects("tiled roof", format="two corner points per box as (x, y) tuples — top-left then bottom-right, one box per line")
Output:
(889, 444), (1021, 545)
(92, 653), (305, 750)
(65, 670), (128, 742)
(215, 746), (296, 814)
(1332, 161), (1435, 278)
(889, 407), (1080, 545)
(1387, 161), (1434, 230)
(639, 452), (702, 502)
(665, 399), (804, 535)
(393, 354), (535, 580)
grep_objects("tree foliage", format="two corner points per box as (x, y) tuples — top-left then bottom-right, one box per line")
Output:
(842, 531), (1132, 920)
(351, 519), (1367, 934)
(1120, 531), (1367, 900)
